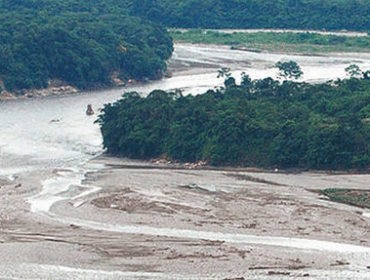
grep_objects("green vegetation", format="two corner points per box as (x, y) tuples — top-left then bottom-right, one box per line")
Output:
(0, 0), (173, 92)
(321, 188), (370, 208)
(275, 61), (303, 80)
(96, 65), (370, 170)
(171, 29), (370, 53)
(4, 0), (370, 91)
(130, 0), (370, 31)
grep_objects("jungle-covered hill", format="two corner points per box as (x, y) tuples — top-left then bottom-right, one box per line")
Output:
(130, 0), (370, 31)
(0, 0), (173, 92)
(3, 0), (370, 93)
(97, 73), (370, 170)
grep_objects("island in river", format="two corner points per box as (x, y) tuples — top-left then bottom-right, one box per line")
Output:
(96, 67), (370, 171)
(1, 42), (370, 278)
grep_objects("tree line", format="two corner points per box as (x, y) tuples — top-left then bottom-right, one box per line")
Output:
(97, 64), (370, 170)
(0, 0), (173, 92)
(130, 0), (370, 31)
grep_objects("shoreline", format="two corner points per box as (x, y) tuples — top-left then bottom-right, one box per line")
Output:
(0, 77), (149, 101)
(173, 41), (370, 57)
(71, 156), (370, 276)
(171, 28), (368, 37)
(4, 40), (370, 101)
(97, 149), (370, 175)
(2, 154), (370, 278)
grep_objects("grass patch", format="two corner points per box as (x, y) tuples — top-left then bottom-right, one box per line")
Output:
(321, 188), (370, 208)
(170, 29), (370, 54)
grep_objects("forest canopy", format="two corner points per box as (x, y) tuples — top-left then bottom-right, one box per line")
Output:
(97, 70), (370, 170)
(0, 0), (173, 92)
(3, 0), (370, 92)
(130, 0), (370, 31)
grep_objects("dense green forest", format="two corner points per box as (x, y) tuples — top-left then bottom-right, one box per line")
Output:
(97, 69), (370, 170)
(130, 0), (370, 31)
(0, 0), (173, 92)
(3, 0), (370, 92)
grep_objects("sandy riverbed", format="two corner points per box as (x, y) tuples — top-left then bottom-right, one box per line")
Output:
(2, 156), (370, 279)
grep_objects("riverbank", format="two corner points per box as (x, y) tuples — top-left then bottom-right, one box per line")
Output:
(2, 155), (370, 278)
(171, 29), (370, 54)
(13, 156), (370, 279)
(0, 77), (143, 100)
(3, 41), (370, 102)
(56, 156), (370, 278)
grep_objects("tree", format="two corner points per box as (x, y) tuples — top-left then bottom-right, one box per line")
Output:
(275, 60), (303, 80)
(363, 70), (370, 80)
(345, 64), (362, 79)
(217, 67), (231, 78)
(224, 76), (236, 88)
(241, 72), (252, 87)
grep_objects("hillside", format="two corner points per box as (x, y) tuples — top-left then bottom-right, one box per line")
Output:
(130, 0), (370, 31)
(3, 0), (370, 93)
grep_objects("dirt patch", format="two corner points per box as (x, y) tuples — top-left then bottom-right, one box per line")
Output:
(91, 188), (209, 215)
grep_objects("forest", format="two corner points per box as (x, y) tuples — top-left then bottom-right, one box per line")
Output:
(3, 0), (370, 92)
(131, 0), (370, 31)
(0, 0), (173, 92)
(97, 66), (370, 170)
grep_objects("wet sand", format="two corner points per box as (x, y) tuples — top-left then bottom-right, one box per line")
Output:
(2, 156), (370, 279)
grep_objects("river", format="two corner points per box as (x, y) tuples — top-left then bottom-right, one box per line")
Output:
(2, 43), (370, 279)
(3, 43), (370, 175)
